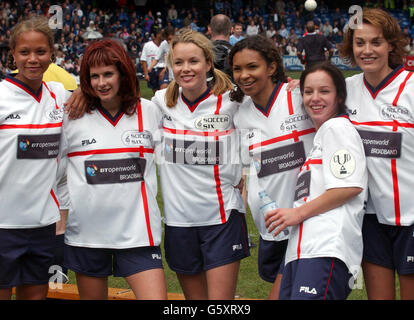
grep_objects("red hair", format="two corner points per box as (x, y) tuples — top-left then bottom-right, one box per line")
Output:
(80, 39), (140, 115)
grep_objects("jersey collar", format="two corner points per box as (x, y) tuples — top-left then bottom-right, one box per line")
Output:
(4, 74), (43, 102)
(253, 81), (283, 117)
(363, 65), (404, 99)
(181, 88), (211, 112)
(96, 105), (124, 127)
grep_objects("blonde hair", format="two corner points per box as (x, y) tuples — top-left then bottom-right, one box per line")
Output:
(165, 28), (233, 108)
(7, 15), (55, 70)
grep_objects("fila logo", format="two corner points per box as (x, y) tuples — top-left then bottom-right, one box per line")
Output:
(82, 138), (97, 146)
(5, 113), (21, 120)
(407, 256), (414, 263)
(299, 286), (317, 295)
(232, 244), (242, 251)
(152, 254), (161, 260)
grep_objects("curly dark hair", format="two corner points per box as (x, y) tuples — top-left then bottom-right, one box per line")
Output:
(228, 35), (287, 102)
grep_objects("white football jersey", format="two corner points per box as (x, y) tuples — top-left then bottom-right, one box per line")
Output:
(346, 66), (414, 226)
(0, 76), (68, 228)
(60, 98), (163, 248)
(140, 40), (163, 69)
(233, 84), (315, 241)
(285, 117), (368, 274)
(152, 88), (245, 226)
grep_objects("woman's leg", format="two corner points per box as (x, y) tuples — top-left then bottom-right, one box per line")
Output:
(75, 273), (108, 300)
(399, 274), (414, 300)
(176, 272), (208, 300)
(126, 268), (167, 300)
(268, 274), (282, 300)
(0, 288), (12, 300)
(362, 260), (396, 300)
(15, 284), (49, 300)
(205, 260), (240, 300)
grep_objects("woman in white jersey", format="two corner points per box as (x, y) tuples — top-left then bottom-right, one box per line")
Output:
(229, 35), (315, 299)
(0, 16), (69, 300)
(266, 62), (368, 300)
(60, 39), (167, 300)
(152, 28), (249, 300)
(338, 8), (414, 299)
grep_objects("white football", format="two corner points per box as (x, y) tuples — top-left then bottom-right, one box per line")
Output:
(304, 0), (317, 11)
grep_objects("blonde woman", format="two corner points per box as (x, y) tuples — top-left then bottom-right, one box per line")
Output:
(152, 28), (249, 300)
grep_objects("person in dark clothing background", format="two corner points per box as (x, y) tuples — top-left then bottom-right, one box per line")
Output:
(209, 14), (233, 79)
(297, 20), (334, 69)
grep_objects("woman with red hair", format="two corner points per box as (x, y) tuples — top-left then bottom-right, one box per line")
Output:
(59, 39), (167, 300)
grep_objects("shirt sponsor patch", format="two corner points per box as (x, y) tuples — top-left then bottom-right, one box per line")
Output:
(330, 149), (356, 179)
(194, 114), (231, 131)
(17, 134), (60, 159)
(380, 104), (413, 122)
(84, 158), (146, 184)
(294, 170), (311, 201)
(121, 130), (153, 147)
(255, 141), (306, 178)
(357, 130), (402, 158)
(164, 137), (223, 165)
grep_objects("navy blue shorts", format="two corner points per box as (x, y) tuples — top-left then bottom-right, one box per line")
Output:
(0, 224), (56, 288)
(160, 69), (171, 85)
(279, 257), (353, 300)
(362, 214), (414, 275)
(258, 237), (287, 283)
(147, 68), (163, 90)
(164, 210), (250, 274)
(64, 245), (163, 278)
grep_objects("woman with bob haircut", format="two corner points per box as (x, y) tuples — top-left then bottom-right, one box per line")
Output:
(266, 62), (368, 300)
(339, 8), (414, 300)
(59, 39), (167, 300)
(152, 28), (249, 300)
(229, 35), (315, 299)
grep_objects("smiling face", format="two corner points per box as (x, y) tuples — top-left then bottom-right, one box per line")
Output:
(302, 70), (339, 131)
(353, 23), (393, 84)
(232, 48), (276, 106)
(171, 42), (211, 101)
(11, 30), (52, 91)
(89, 64), (122, 113)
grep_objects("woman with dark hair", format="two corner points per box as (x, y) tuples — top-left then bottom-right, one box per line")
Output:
(230, 35), (315, 299)
(339, 8), (414, 300)
(59, 39), (167, 300)
(0, 15), (70, 301)
(265, 62), (368, 300)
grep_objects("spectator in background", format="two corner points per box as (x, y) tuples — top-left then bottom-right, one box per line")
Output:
(266, 22), (276, 38)
(209, 14), (233, 78)
(297, 20), (334, 69)
(168, 4), (178, 22)
(321, 20), (333, 37)
(230, 22), (245, 45)
(246, 18), (259, 36)
(286, 39), (297, 56)
(279, 23), (289, 39)
(287, 27), (298, 44)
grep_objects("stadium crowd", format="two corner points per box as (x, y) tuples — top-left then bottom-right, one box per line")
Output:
(0, 0), (413, 79)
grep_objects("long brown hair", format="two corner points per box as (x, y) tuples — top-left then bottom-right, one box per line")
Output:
(80, 39), (139, 115)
